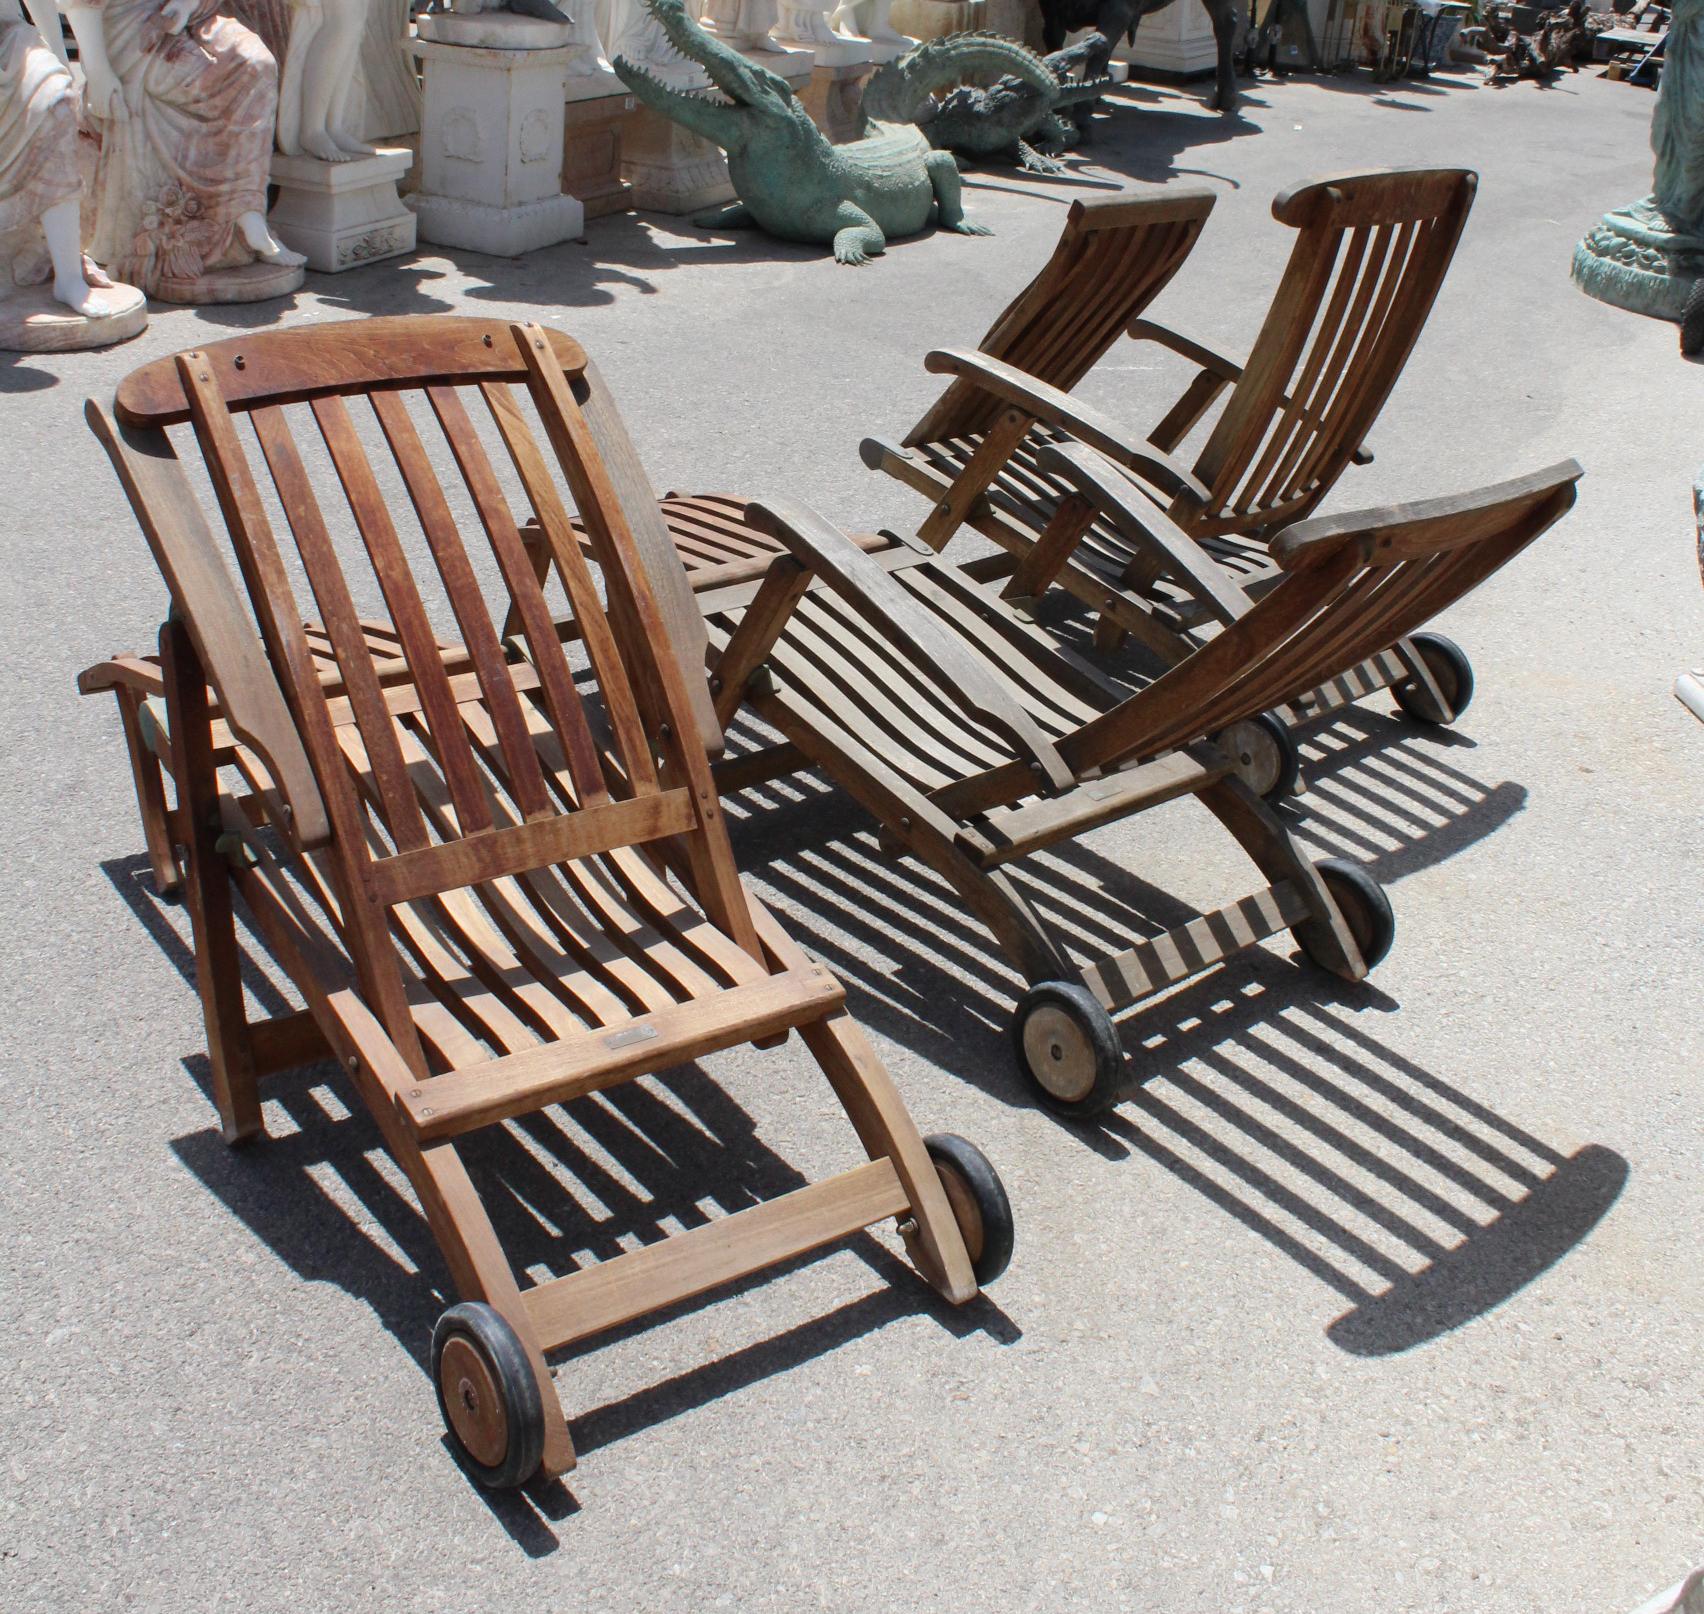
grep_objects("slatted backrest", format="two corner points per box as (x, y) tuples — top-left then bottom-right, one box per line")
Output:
(1059, 460), (1581, 776)
(112, 318), (764, 1030)
(1184, 169), (1476, 538)
(903, 186), (1218, 448)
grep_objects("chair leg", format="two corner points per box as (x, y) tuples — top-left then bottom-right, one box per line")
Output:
(115, 686), (183, 899)
(797, 1009), (978, 1305)
(161, 619), (265, 1145)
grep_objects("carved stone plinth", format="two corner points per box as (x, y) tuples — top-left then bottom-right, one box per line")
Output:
(0, 282), (147, 353)
(621, 100), (735, 213)
(154, 261), (306, 306)
(1099, 0), (1219, 77)
(564, 81), (636, 218)
(773, 0), (871, 64)
(888, 0), (985, 39)
(801, 59), (874, 143)
(1573, 197), (1704, 325)
(830, 0), (917, 62)
(268, 148), (417, 273)
(412, 36), (586, 256)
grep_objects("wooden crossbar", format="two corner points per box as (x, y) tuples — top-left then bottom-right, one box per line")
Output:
(1085, 882), (1313, 1012)
(523, 1158), (909, 1351)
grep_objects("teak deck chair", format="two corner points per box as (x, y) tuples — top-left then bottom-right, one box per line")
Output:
(622, 453), (1580, 1118)
(77, 318), (1014, 1489)
(862, 168), (1483, 772)
(583, 187), (1218, 598)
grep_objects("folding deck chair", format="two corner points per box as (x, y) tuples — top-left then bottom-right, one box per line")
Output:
(862, 168), (1483, 786)
(77, 317), (1014, 1488)
(624, 452), (1580, 1118)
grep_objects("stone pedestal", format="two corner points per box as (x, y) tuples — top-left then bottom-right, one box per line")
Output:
(0, 282), (147, 353)
(268, 147), (417, 273)
(831, 0), (918, 61)
(1573, 196), (1704, 324)
(413, 22), (586, 256)
(622, 103), (735, 213)
(801, 58), (874, 143)
(773, 0), (872, 63)
(1101, 0), (1219, 78)
(563, 79), (636, 219)
(889, 0), (984, 39)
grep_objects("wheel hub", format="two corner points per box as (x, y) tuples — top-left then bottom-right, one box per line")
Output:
(1021, 1005), (1098, 1104)
(440, 1335), (509, 1469)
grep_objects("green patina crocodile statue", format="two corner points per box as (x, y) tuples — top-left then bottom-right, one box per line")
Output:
(861, 33), (1111, 175)
(611, 0), (995, 265)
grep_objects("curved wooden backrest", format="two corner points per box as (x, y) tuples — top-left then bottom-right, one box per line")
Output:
(98, 316), (763, 1052)
(1061, 459), (1582, 774)
(903, 185), (1218, 449)
(1187, 167), (1477, 538)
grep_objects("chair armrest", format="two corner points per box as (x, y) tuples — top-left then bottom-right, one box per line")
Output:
(921, 348), (1214, 508)
(742, 497), (1075, 794)
(1034, 442), (1253, 627)
(87, 401), (330, 852)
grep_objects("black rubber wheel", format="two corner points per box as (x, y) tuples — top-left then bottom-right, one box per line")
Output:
(1298, 857), (1396, 974)
(1215, 711), (1301, 800)
(1393, 632), (1475, 725)
(1011, 980), (1124, 1118)
(432, 1301), (545, 1490)
(923, 1133), (1014, 1288)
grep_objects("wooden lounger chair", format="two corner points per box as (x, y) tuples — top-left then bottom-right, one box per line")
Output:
(77, 317), (1013, 1489)
(862, 168), (1483, 775)
(588, 187), (1218, 597)
(629, 453), (1580, 1119)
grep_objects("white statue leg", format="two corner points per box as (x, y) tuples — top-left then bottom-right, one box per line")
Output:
(327, 2), (379, 156)
(238, 210), (310, 267)
(41, 199), (134, 318)
(297, 2), (370, 161)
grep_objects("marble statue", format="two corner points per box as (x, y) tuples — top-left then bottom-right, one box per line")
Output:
(231, 0), (379, 161)
(1572, 0), (1704, 337)
(0, 0), (145, 347)
(65, 0), (307, 301)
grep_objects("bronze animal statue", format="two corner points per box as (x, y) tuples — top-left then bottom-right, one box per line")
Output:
(1037, 0), (1242, 112)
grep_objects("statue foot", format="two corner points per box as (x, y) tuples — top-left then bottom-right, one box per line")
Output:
(238, 212), (308, 268)
(947, 219), (994, 237)
(52, 271), (136, 319)
(331, 125), (379, 158)
(302, 130), (357, 163)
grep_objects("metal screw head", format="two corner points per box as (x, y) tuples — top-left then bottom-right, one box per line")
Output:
(233, 355), (246, 370)
(896, 1217), (919, 1240)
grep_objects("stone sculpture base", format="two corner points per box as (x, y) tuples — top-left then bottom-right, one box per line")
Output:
(1572, 195), (1704, 324)
(889, 0), (984, 39)
(268, 148), (418, 273)
(564, 81), (635, 219)
(622, 103), (735, 214)
(802, 59), (874, 143)
(0, 282), (147, 353)
(414, 37), (586, 256)
(153, 260), (306, 306)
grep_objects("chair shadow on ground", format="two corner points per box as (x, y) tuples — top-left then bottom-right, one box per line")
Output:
(103, 853), (1016, 1556)
(714, 700), (1625, 1361)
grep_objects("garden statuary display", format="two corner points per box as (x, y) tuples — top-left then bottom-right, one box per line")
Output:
(861, 32), (1109, 172)
(230, 0), (377, 161)
(1573, 0), (1704, 347)
(613, 0), (992, 263)
(1037, 0), (1240, 113)
(65, 0), (306, 302)
(830, 0), (914, 62)
(0, 0), (145, 349)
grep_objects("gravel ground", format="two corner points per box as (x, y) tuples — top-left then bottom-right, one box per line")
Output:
(2, 61), (1700, 1614)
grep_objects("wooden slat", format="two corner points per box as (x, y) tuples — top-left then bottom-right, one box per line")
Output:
(399, 963), (843, 1140)
(368, 788), (699, 907)
(522, 1157), (908, 1351)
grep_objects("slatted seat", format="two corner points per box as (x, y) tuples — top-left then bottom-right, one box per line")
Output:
(78, 315), (1010, 1491)
(632, 456), (1581, 1119)
(862, 168), (1485, 738)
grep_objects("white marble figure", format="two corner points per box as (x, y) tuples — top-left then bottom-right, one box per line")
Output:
(600, 0), (707, 82)
(694, 0), (781, 52)
(0, 0), (144, 340)
(829, 0), (908, 45)
(230, 0), (379, 161)
(770, 0), (864, 60)
(64, 0), (305, 297)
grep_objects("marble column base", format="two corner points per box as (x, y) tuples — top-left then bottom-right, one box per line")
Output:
(268, 147), (418, 274)
(414, 190), (586, 255)
(564, 83), (636, 219)
(621, 104), (734, 214)
(0, 281), (147, 353)
(1572, 195), (1704, 324)
(801, 58), (874, 143)
(153, 260), (306, 306)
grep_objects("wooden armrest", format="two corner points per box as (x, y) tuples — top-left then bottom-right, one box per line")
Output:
(77, 653), (166, 699)
(921, 348), (1214, 508)
(1034, 442), (1252, 627)
(742, 498), (1075, 794)
(86, 401), (331, 852)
